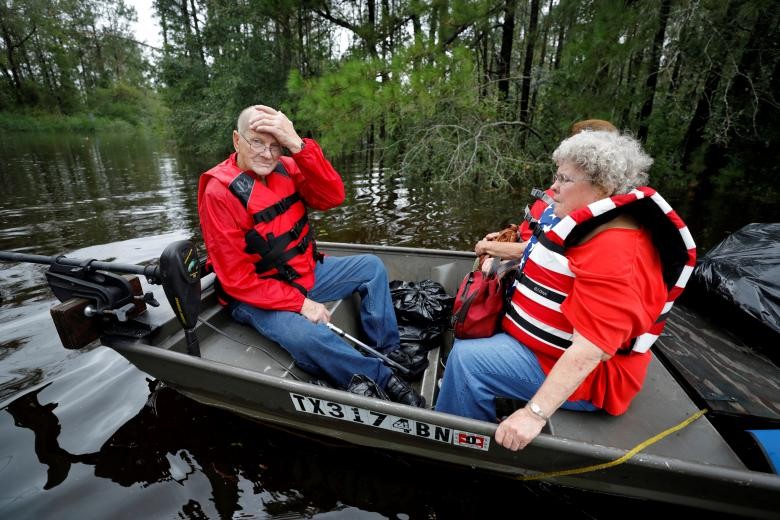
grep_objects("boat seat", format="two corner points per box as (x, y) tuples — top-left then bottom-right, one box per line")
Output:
(194, 294), (433, 397)
(193, 301), (314, 383)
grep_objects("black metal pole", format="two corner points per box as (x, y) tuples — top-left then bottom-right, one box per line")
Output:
(326, 322), (410, 375)
(0, 251), (160, 283)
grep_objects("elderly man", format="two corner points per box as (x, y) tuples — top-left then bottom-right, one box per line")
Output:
(198, 105), (426, 406)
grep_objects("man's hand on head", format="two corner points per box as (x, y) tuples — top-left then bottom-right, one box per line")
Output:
(249, 105), (304, 153)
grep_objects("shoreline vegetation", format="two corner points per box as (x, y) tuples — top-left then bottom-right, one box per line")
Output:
(0, 110), (156, 133)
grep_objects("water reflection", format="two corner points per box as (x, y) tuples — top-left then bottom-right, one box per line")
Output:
(3, 132), (776, 260)
(1, 379), (630, 519)
(0, 367), (42, 400)
(0, 133), (201, 256)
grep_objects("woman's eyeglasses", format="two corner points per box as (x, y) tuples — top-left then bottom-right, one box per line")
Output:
(552, 172), (592, 185)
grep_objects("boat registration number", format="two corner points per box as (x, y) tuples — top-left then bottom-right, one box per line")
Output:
(289, 393), (490, 451)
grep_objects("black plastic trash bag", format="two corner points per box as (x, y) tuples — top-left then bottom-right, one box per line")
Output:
(398, 323), (446, 349)
(691, 223), (780, 338)
(389, 280), (454, 325)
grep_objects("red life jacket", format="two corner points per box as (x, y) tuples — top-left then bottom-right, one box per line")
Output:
(501, 187), (696, 409)
(199, 159), (320, 296)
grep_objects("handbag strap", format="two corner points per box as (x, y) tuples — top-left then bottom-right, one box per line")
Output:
(488, 257), (521, 279)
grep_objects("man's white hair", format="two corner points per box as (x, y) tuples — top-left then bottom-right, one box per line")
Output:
(552, 130), (653, 195)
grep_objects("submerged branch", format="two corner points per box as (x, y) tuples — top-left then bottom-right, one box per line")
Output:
(395, 120), (547, 188)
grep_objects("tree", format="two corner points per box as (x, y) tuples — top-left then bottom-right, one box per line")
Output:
(637, 0), (671, 142)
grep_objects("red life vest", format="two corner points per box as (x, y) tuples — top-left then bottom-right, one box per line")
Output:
(502, 187), (696, 397)
(199, 159), (319, 296)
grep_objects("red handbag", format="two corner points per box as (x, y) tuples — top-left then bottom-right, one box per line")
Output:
(452, 259), (518, 339)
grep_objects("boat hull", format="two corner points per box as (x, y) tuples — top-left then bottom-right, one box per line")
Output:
(101, 243), (780, 518)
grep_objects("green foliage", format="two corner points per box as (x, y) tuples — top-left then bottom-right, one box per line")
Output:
(142, 0), (779, 194)
(0, 0), (158, 131)
(88, 83), (154, 125)
(287, 58), (384, 156)
(287, 41), (549, 187)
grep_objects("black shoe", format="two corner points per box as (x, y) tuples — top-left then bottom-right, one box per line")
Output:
(346, 374), (389, 400)
(400, 342), (428, 358)
(387, 348), (429, 381)
(385, 374), (426, 407)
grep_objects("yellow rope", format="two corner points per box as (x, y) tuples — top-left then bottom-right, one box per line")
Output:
(517, 408), (709, 481)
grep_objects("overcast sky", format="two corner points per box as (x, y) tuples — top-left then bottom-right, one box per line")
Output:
(127, 0), (162, 48)
(124, 1), (349, 55)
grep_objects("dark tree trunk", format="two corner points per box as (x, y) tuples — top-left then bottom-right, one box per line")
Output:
(680, 0), (743, 172)
(529, 0), (554, 126)
(552, 10), (565, 70)
(637, 0), (672, 142)
(519, 0), (540, 143)
(366, 0), (377, 57)
(0, 18), (25, 103)
(189, 0), (206, 66)
(619, 25), (643, 129)
(497, 0), (516, 101)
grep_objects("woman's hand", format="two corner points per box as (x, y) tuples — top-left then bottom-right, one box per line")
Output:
(249, 105), (304, 152)
(483, 231), (500, 241)
(475, 239), (490, 256)
(481, 256), (496, 274)
(475, 240), (527, 260)
(494, 333), (608, 451)
(495, 407), (546, 451)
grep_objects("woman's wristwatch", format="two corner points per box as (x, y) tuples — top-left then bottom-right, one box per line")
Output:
(526, 401), (549, 422)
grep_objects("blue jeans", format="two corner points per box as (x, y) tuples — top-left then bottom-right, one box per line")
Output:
(434, 333), (598, 422)
(231, 254), (399, 389)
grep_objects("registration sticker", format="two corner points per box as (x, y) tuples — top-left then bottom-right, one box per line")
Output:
(289, 393), (490, 451)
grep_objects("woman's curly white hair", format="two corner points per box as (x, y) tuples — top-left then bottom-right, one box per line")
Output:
(552, 130), (652, 195)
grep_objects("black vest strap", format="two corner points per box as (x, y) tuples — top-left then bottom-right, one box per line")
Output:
(227, 162), (291, 210)
(523, 205), (539, 231)
(531, 188), (555, 206)
(517, 274), (566, 304)
(246, 215), (314, 278)
(244, 214), (314, 282)
(536, 231), (565, 255)
(505, 304), (572, 349)
(228, 172), (255, 208)
(265, 273), (308, 296)
(272, 162), (289, 177)
(252, 192), (301, 224)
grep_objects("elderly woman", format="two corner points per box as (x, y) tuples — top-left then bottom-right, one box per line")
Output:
(435, 130), (694, 451)
(475, 119), (619, 272)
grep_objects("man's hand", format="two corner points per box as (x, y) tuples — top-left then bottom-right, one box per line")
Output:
(248, 105), (304, 152)
(495, 407), (546, 451)
(300, 298), (331, 324)
(483, 231), (500, 241)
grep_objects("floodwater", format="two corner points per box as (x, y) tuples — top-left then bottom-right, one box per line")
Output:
(0, 132), (765, 519)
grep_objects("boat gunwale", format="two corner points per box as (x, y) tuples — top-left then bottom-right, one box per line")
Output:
(107, 335), (780, 493)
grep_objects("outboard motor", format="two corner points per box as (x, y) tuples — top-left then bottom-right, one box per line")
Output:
(159, 241), (202, 357)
